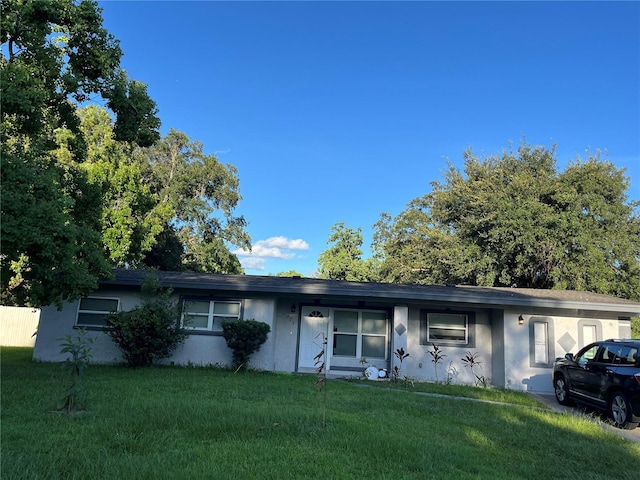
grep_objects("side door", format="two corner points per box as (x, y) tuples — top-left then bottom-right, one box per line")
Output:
(580, 344), (613, 407)
(566, 343), (601, 401)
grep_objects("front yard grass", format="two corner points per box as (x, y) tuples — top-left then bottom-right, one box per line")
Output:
(2, 347), (638, 479)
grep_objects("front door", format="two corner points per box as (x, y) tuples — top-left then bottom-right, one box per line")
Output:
(297, 306), (330, 370)
(297, 306), (390, 374)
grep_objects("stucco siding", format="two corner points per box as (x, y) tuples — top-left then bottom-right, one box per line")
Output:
(33, 293), (278, 369)
(501, 310), (626, 393)
(618, 319), (632, 338)
(273, 301), (299, 372)
(490, 309), (506, 388)
(502, 311), (539, 391)
(242, 298), (277, 370)
(405, 306), (493, 386)
(131, 297), (277, 368)
(34, 299), (123, 364)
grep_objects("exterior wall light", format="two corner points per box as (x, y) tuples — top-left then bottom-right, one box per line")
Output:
(518, 315), (525, 325)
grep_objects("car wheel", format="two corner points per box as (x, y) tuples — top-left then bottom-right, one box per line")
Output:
(554, 375), (572, 406)
(609, 392), (638, 430)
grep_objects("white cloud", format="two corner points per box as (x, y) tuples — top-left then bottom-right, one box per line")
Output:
(239, 257), (266, 270)
(234, 236), (310, 259)
(259, 236), (310, 250)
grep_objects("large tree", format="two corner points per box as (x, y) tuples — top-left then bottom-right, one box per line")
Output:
(1, 0), (160, 307)
(139, 129), (250, 274)
(74, 105), (161, 267)
(69, 107), (250, 274)
(318, 223), (379, 282)
(374, 143), (640, 300)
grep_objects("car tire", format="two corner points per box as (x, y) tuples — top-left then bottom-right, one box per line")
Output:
(554, 375), (572, 406)
(609, 391), (638, 430)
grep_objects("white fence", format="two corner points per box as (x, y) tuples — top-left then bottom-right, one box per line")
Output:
(0, 306), (40, 347)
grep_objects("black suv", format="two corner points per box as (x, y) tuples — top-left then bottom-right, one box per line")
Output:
(553, 339), (640, 429)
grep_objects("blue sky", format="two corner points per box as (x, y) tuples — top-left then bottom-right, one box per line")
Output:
(99, 1), (640, 276)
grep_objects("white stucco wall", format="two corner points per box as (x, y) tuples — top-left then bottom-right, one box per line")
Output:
(273, 302), (299, 372)
(33, 292), (278, 369)
(165, 298), (276, 368)
(502, 310), (627, 393)
(405, 307), (493, 386)
(34, 288), (144, 364)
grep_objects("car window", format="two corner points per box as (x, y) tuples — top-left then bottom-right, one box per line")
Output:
(609, 345), (639, 365)
(576, 345), (600, 367)
(600, 345), (616, 364)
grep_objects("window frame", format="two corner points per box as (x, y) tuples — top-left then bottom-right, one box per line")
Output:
(528, 316), (555, 368)
(578, 320), (602, 349)
(533, 321), (549, 365)
(75, 296), (120, 329)
(331, 308), (389, 360)
(180, 297), (243, 335)
(420, 310), (475, 347)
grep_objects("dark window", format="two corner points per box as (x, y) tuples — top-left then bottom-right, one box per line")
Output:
(76, 297), (119, 327)
(604, 344), (639, 365)
(420, 310), (475, 347)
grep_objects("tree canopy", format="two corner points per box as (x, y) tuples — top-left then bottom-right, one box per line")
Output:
(372, 143), (640, 300)
(69, 107), (250, 273)
(1, 0), (160, 306)
(317, 223), (379, 282)
(1, 1), (250, 307)
(138, 129), (250, 274)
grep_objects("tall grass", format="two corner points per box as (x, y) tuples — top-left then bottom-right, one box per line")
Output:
(2, 347), (638, 479)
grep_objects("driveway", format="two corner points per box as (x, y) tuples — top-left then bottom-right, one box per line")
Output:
(529, 393), (640, 444)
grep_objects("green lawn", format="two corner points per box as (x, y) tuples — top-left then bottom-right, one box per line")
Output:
(2, 347), (638, 479)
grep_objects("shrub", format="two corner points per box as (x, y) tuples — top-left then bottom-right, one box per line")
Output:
(461, 351), (487, 387)
(391, 347), (409, 383)
(427, 344), (446, 382)
(221, 319), (271, 371)
(58, 329), (95, 412)
(107, 274), (187, 367)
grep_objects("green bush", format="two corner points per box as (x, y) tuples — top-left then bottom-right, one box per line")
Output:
(221, 319), (271, 371)
(107, 274), (187, 367)
(58, 329), (95, 412)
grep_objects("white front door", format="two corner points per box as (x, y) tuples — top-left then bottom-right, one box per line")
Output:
(298, 306), (330, 370)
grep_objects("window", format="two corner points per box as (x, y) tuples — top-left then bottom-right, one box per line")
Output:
(582, 325), (597, 346)
(603, 344), (639, 365)
(577, 344), (600, 368)
(76, 297), (119, 327)
(578, 320), (602, 349)
(533, 321), (548, 364)
(427, 312), (468, 344)
(332, 309), (388, 359)
(528, 316), (555, 367)
(182, 299), (241, 332)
